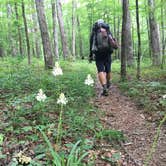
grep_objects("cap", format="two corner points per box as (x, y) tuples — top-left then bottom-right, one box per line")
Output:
(97, 19), (104, 24)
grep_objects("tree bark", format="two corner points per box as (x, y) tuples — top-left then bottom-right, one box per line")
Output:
(52, 0), (59, 60)
(35, 0), (54, 69)
(72, 0), (76, 58)
(125, 0), (133, 66)
(56, 0), (69, 59)
(121, 0), (128, 80)
(148, 0), (161, 65)
(161, 0), (165, 68)
(136, 0), (141, 80)
(7, 3), (17, 56)
(77, 16), (83, 59)
(22, 0), (31, 64)
(15, 2), (23, 56)
(31, 0), (41, 58)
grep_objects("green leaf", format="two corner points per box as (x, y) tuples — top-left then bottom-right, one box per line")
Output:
(0, 134), (4, 145)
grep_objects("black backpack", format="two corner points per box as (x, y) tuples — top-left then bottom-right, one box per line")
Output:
(91, 23), (111, 53)
(96, 27), (110, 51)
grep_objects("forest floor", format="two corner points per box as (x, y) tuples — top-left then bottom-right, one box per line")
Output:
(93, 81), (166, 166)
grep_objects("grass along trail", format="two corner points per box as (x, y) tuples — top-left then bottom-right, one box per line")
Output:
(93, 81), (166, 166)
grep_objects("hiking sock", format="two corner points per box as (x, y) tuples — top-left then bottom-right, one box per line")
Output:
(102, 84), (108, 96)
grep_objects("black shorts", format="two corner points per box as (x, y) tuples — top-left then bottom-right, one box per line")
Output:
(95, 54), (112, 73)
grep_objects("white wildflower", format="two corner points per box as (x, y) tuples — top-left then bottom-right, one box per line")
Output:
(163, 94), (166, 99)
(16, 151), (31, 164)
(52, 62), (63, 76)
(84, 74), (94, 86)
(57, 93), (68, 105)
(36, 89), (47, 102)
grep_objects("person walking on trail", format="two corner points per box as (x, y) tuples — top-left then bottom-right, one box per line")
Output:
(89, 19), (117, 96)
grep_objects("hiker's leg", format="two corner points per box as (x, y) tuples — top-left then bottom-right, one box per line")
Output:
(98, 72), (106, 85)
(106, 72), (111, 82)
(98, 72), (108, 96)
(106, 72), (112, 88)
(96, 61), (108, 96)
(105, 55), (112, 88)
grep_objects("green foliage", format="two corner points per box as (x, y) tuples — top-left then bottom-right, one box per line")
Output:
(113, 60), (166, 113)
(38, 126), (89, 166)
(95, 129), (124, 142)
(0, 57), (102, 165)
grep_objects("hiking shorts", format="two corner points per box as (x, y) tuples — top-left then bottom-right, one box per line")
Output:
(95, 54), (112, 73)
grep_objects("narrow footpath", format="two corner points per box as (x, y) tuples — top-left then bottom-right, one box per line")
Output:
(93, 82), (166, 166)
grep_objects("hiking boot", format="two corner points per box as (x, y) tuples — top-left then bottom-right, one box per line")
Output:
(101, 84), (108, 96)
(101, 88), (109, 96)
(107, 81), (111, 89)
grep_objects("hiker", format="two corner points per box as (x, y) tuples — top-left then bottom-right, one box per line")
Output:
(89, 19), (117, 96)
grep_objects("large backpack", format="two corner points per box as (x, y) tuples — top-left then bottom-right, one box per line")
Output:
(91, 22), (118, 53)
(96, 27), (110, 52)
(91, 26), (110, 53)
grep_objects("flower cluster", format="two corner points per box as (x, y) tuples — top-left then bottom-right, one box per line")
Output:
(57, 93), (68, 105)
(36, 89), (47, 102)
(16, 151), (31, 165)
(163, 94), (166, 99)
(84, 74), (94, 86)
(52, 62), (63, 76)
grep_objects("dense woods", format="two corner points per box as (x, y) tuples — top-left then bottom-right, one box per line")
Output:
(0, 0), (166, 165)
(1, 0), (165, 70)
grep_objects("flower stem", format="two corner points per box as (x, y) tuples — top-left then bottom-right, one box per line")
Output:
(56, 104), (63, 145)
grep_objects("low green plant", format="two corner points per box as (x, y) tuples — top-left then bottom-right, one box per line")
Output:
(95, 129), (124, 142)
(144, 113), (166, 166)
(38, 126), (89, 166)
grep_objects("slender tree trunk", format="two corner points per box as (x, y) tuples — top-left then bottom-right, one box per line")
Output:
(148, 0), (161, 65)
(77, 16), (84, 59)
(56, 0), (69, 59)
(125, 0), (133, 67)
(31, 0), (41, 58)
(35, 0), (54, 69)
(117, 0), (121, 60)
(72, 0), (76, 58)
(22, 0), (31, 64)
(121, 0), (128, 80)
(52, 0), (59, 60)
(136, 0), (141, 80)
(113, 13), (118, 59)
(15, 2), (23, 56)
(0, 44), (3, 57)
(161, 0), (165, 68)
(146, 18), (152, 58)
(7, 4), (17, 56)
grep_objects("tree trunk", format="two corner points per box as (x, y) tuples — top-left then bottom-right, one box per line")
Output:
(31, 0), (41, 58)
(77, 16), (83, 59)
(148, 0), (161, 65)
(72, 0), (76, 58)
(125, 0), (133, 67)
(117, 0), (121, 60)
(146, 18), (152, 58)
(52, 0), (59, 60)
(121, 0), (128, 80)
(56, 0), (69, 59)
(7, 3), (17, 56)
(15, 2), (23, 56)
(35, 0), (54, 69)
(136, 0), (141, 80)
(0, 44), (4, 57)
(161, 0), (165, 68)
(22, 0), (31, 64)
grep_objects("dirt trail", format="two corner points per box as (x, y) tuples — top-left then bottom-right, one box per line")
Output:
(94, 83), (166, 166)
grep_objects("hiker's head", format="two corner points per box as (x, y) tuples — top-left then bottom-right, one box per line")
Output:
(97, 19), (104, 24)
